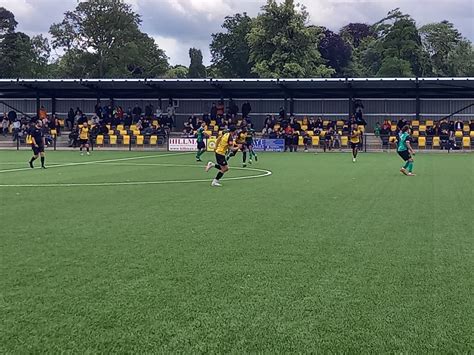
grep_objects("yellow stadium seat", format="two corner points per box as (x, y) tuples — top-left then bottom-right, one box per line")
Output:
(50, 129), (57, 137)
(411, 120), (419, 127)
(418, 136), (426, 148)
(132, 130), (140, 136)
(213, 125), (219, 131)
(119, 129), (127, 136)
(297, 120), (303, 125)
(462, 137), (470, 148)
(341, 136), (348, 147)
(307, 131), (314, 136)
(109, 135), (117, 145)
(136, 135), (144, 145)
(336, 120), (344, 127)
(455, 131), (463, 138)
(130, 124), (137, 131)
(412, 130), (419, 137)
(58, 119), (65, 127)
(391, 125), (397, 132)
(152, 120), (159, 127)
(312, 136), (320, 146)
(470, 131), (474, 138)
(96, 135), (104, 145)
(106, 124), (111, 131)
(419, 125), (426, 132)
(323, 120), (329, 127)
(298, 136), (304, 146)
(26, 135), (32, 144)
(426, 120), (434, 127)
(432, 136), (440, 148)
(150, 135), (158, 145)
(210, 120), (216, 126)
(123, 135), (130, 145)
(117, 124), (124, 131)
(463, 125), (470, 133)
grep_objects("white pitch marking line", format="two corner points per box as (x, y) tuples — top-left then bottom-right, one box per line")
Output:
(0, 162), (272, 187)
(0, 152), (192, 173)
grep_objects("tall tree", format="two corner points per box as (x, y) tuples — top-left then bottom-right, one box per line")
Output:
(318, 28), (352, 76)
(419, 21), (465, 76)
(446, 41), (474, 76)
(165, 65), (189, 79)
(339, 23), (373, 48)
(247, 0), (333, 78)
(50, 0), (168, 78)
(188, 48), (206, 78)
(0, 7), (17, 35)
(210, 13), (254, 78)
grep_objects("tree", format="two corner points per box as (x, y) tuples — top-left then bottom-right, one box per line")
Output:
(318, 28), (352, 76)
(447, 41), (474, 76)
(0, 7), (17, 35)
(420, 21), (464, 76)
(188, 48), (206, 78)
(339, 23), (373, 48)
(210, 13), (254, 78)
(50, 0), (168, 78)
(376, 57), (413, 77)
(247, 0), (334, 78)
(165, 65), (189, 79)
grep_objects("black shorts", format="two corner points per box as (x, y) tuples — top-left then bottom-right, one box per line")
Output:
(216, 153), (228, 167)
(79, 139), (89, 146)
(397, 150), (411, 161)
(197, 141), (206, 150)
(350, 142), (359, 149)
(245, 141), (253, 148)
(32, 145), (44, 155)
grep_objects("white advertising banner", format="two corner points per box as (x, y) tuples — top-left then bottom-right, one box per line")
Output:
(168, 138), (199, 151)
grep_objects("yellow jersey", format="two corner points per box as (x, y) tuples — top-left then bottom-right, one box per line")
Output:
(350, 129), (361, 144)
(215, 132), (232, 155)
(236, 131), (247, 144)
(79, 126), (89, 140)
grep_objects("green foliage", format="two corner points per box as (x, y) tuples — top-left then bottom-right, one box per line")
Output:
(50, 0), (169, 78)
(0, 6), (17, 35)
(210, 13), (255, 78)
(247, 0), (334, 78)
(446, 41), (474, 76)
(376, 57), (413, 77)
(188, 48), (207, 78)
(165, 65), (189, 79)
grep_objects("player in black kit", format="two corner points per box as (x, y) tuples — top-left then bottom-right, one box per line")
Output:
(29, 120), (47, 169)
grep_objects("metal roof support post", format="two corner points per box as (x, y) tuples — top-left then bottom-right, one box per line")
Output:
(52, 97), (56, 116)
(290, 98), (295, 116)
(36, 93), (40, 119)
(348, 86), (354, 118)
(159, 97), (162, 109)
(415, 78), (420, 120)
(284, 96), (288, 118)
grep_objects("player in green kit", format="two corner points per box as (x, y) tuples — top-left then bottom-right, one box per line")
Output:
(245, 126), (258, 164)
(195, 121), (208, 162)
(397, 125), (416, 176)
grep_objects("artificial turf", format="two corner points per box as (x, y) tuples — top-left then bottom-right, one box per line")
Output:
(0, 150), (473, 353)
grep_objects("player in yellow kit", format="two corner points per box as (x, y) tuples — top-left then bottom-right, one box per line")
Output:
(205, 126), (236, 187)
(227, 126), (248, 167)
(79, 122), (91, 156)
(350, 123), (362, 162)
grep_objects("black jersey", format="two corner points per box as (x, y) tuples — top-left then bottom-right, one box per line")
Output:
(30, 127), (44, 146)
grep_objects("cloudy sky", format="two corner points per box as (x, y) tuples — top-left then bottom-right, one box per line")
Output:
(1, 0), (473, 65)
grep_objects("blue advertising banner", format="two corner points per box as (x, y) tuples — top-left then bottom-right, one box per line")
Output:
(253, 139), (285, 152)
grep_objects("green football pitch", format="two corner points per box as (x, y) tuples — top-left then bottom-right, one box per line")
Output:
(0, 150), (473, 353)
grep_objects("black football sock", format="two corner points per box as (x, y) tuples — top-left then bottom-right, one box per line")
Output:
(29, 156), (37, 163)
(40, 157), (45, 167)
(216, 171), (224, 180)
(80, 147), (83, 151)
(214, 164), (220, 170)
(86, 147), (89, 152)
(243, 152), (247, 163)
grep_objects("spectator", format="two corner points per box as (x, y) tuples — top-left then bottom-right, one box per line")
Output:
(91, 113), (100, 126)
(374, 122), (381, 137)
(202, 112), (210, 126)
(68, 125), (79, 147)
(291, 131), (299, 152)
(242, 101), (252, 118)
(323, 127), (334, 152)
(228, 100), (238, 117)
(132, 104), (142, 119)
(216, 101), (225, 118)
(94, 102), (102, 118)
(302, 131), (311, 152)
(265, 115), (275, 128)
(39, 106), (47, 120)
(77, 114), (87, 126)
(67, 108), (75, 130)
(454, 119), (463, 131)
(332, 130), (341, 150)
(7, 110), (17, 122)
(166, 102), (175, 126)
(12, 119), (21, 141)
(279, 107), (286, 119)
(315, 117), (323, 129)
(145, 103), (154, 118)
(426, 125), (435, 136)
(470, 120), (474, 131)
(290, 116), (301, 131)
(210, 103), (218, 120)
(2, 114), (9, 136)
(262, 124), (272, 138)
(284, 125), (294, 152)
